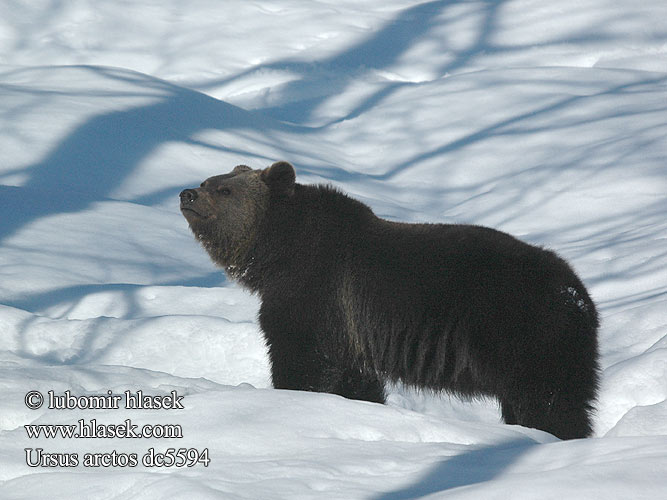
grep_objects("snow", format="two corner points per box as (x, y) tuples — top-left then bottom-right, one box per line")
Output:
(1, 0), (666, 498)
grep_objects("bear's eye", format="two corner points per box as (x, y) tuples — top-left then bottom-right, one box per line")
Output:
(217, 187), (231, 196)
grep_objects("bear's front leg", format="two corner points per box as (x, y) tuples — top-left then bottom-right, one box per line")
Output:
(264, 329), (329, 392)
(259, 294), (386, 403)
(264, 328), (385, 403)
(325, 365), (386, 404)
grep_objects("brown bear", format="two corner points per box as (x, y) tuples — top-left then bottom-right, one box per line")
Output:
(180, 161), (600, 440)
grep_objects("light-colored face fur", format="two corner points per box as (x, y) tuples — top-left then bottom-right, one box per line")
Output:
(180, 165), (269, 270)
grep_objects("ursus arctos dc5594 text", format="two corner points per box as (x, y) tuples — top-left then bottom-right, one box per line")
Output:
(180, 162), (599, 440)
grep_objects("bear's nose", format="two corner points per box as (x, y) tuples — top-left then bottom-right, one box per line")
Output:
(180, 189), (198, 204)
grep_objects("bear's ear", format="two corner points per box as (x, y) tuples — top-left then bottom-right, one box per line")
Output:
(261, 161), (296, 196)
(232, 165), (253, 174)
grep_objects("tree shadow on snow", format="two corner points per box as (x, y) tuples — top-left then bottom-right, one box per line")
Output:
(373, 439), (537, 500)
(1, 1), (462, 242)
(4, 271), (225, 319)
(0, 65), (297, 245)
(194, 0), (504, 128)
(4, 0), (653, 243)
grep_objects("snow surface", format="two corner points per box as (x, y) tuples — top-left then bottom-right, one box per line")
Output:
(1, 0), (666, 498)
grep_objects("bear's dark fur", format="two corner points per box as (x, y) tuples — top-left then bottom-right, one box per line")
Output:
(180, 161), (600, 440)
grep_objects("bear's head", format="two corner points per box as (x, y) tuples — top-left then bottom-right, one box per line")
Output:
(179, 161), (296, 272)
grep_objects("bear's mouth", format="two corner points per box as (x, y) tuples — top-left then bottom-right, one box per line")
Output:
(180, 206), (208, 218)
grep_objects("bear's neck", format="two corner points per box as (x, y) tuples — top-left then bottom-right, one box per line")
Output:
(232, 184), (375, 295)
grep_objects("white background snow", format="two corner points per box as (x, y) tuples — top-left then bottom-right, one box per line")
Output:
(1, 1), (666, 498)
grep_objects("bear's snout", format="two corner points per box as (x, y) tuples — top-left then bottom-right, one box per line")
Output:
(180, 189), (198, 205)
(180, 188), (207, 218)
